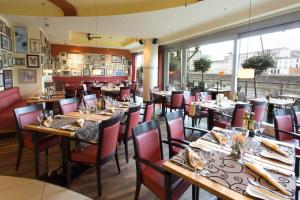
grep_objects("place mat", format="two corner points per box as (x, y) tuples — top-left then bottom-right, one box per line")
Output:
(171, 149), (296, 198)
(201, 132), (295, 161)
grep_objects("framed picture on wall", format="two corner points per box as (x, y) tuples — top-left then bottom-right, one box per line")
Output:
(14, 26), (28, 53)
(14, 57), (26, 66)
(7, 54), (13, 67)
(111, 55), (122, 63)
(127, 60), (132, 65)
(71, 69), (82, 76)
(122, 59), (128, 65)
(99, 68), (105, 76)
(83, 68), (90, 76)
(1, 34), (12, 51)
(19, 69), (37, 83)
(60, 52), (67, 58)
(93, 59), (100, 67)
(2, 51), (8, 68)
(67, 53), (78, 59)
(105, 55), (111, 63)
(3, 70), (13, 89)
(27, 54), (39, 68)
(0, 73), (3, 87)
(30, 39), (40, 53)
(100, 55), (105, 62)
(0, 54), (2, 69)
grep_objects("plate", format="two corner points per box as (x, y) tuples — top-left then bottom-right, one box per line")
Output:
(246, 184), (290, 200)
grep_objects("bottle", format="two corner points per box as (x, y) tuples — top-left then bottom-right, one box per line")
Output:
(243, 112), (249, 130)
(248, 112), (255, 137)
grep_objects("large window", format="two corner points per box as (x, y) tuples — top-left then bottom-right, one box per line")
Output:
(168, 50), (182, 87)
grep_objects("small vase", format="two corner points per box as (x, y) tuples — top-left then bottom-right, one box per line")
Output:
(231, 147), (244, 163)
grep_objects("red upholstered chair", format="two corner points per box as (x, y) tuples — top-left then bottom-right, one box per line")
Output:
(70, 116), (121, 196)
(83, 94), (97, 107)
(274, 109), (300, 154)
(130, 81), (138, 103)
(165, 91), (184, 113)
(214, 103), (250, 128)
(193, 90), (201, 102)
(200, 92), (212, 101)
(292, 106), (300, 132)
(165, 111), (208, 158)
(117, 87), (131, 102)
(118, 105), (141, 162)
(132, 120), (193, 200)
(59, 98), (78, 114)
(14, 104), (61, 177)
(183, 92), (196, 119)
(251, 101), (267, 122)
(141, 101), (154, 122)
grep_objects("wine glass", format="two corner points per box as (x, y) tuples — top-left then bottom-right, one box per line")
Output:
(201, 149), (212, 176)
(256, 121), (265, 139)
(79, 105), (85, 114)
(37, 113), (44, 128)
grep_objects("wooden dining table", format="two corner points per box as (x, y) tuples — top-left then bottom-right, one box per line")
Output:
(24, 104), (130, 187)
(163, 130), (296, 200)
(152, 91), (171, 117)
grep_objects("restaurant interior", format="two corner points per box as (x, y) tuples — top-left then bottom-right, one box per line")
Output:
(0, 0), (300, 199)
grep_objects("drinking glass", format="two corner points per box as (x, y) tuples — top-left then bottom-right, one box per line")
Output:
(201, 149), (212, 176)
(255, 121), (265, 139)
(37, 113), (44, 128)
(79, 105), (85, 114)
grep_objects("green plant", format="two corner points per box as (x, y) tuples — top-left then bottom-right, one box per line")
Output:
(194, 57), (212, 82)
(242, 55), (276, 97)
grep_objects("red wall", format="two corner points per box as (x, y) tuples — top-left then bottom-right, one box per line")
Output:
(158, 45), (164, 90)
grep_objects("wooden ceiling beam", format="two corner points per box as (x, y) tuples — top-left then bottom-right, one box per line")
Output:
(48, 0), (77, 16)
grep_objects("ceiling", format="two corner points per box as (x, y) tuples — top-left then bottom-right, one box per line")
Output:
(2, 0), (300, 51)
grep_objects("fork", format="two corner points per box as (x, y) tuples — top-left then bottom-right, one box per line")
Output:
(248, 178), (292, 199)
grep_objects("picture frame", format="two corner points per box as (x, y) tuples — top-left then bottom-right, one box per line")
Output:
(100, 55), (105, 62)
(93, 59), (100, 67)
(14, 26), (28, 53)
(111, 55), (122, 63)
(83, 68), (90, 76)
(105, 55), (111, 63)
(19, 69), (36, 83)
(60, 52), (67, 58)
(2, 51), (8, 68)
(123, 59), (128, 65)
(3, 70), (13, 89)
(6, 26), (11, 37)
(67, 53), (78, 59)
(62, 71), (70, 76)
(30, 39), (40, 53)
(0, 20), (6, 34)
(100, 62), (106, 68)
(27, 54), (39, 68)
(69, 59), (77, 68)
(0, 73), (3, 87)
(127, 60), (132, 65)
(99, 68), (105, 76)
(71, 69), (82, 76)
(7, 54), (13, 67)
(1, 34), (12, 51)
(14, 57), (26, 66)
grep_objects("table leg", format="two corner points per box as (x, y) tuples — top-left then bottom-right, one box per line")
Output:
(267, 103), (274, 124)
(207, 109), (214, 131)
(62, 137), (71, 187)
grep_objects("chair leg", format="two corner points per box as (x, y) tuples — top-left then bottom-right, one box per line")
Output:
(45, 149), (49, 175)
(134, 181), (141, 200)
(115, 147), (121, 174)
(125, 140), (129, 163)
(192, 185), (199, 200)
(34, 148), (39, 178)
(15, 145), (23, 171)
(96, 165), (102, 197)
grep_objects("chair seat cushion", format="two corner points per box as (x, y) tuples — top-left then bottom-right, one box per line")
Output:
(171, 146), (182, 156)
(71, 144), (97, 164)
(23, 134), (61, 152)
(142, 160), (190, 200)
(214, 119), (230, 129)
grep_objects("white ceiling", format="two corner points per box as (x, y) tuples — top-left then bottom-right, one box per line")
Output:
(3, 0), (300, 50)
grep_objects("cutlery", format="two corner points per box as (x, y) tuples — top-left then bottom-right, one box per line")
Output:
(248, 178), (292, 199)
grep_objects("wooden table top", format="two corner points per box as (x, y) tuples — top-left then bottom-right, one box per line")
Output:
(162, 136), (295, 200)
(26, 96), (65, 104)
(153, 91), (171, 97)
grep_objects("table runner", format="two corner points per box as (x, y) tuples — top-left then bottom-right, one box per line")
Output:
(171, 149), (295, 198)
(50, 117), (100, 150)
(201, 131), (295, 159)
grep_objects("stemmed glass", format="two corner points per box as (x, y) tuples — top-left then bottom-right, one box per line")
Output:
(37, 113), (44, 128)
(201, 149), (212, 176)
(79, 105), (85, 114)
